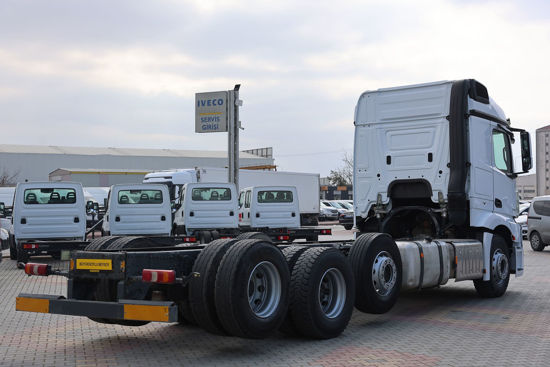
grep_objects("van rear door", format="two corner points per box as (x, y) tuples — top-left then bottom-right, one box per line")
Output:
(14, 183), (85, 240)
(251, 187), (300, 229)
(109, 185), (171, 236)
(184, 184), (238, 231)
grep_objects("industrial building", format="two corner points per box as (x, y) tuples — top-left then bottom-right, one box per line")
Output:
(0, 144), (275, 185)
(516, 173), (536, 200)
(536, 125), (550, 196)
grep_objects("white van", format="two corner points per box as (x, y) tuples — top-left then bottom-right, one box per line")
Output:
(238, 186), (300, 229)
(103, 184), (171, 236)
(173, 183), (238, 235)
(12, 182), (86, 261)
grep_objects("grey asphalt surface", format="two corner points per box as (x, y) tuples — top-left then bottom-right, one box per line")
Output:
(1, 228), (549, 366)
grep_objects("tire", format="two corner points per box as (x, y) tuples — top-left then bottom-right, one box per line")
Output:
(189, 238), (239, 334)
(105, 236), (156, 251)
(344, 224), (353, 231)
(9, 236), (16, 260)
(530, 231), (545, 252)
(215, 239), (290, 338)
(84, 236), (120, 251)
(474, 234), (510, 298)
(349, 233), (402, 314)
(279, 246), (309, 335)
(287, 247), (355, 339)
(199, 231), (212, 244)
(235, 232), (273, 243)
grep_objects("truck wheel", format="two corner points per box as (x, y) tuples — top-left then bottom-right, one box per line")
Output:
(236, 232), (273, 243)
(215, 239), (290, 338)
(9, 236), (17, 260)
(279, 245), (308, 335)
(530, 232), (545, 252)
(199, 231), (212, 244)
(344, 224), (353, 230)
(84, 236), (120, 251)
(105, 236), (157, 251)
(287, 247), (355, 339)
(474, 234), (510, 298)
(349, 233), (402, 314)
(189, 238), (239, 334)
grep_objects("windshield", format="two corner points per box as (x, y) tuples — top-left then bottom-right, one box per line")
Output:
(24, 188), (77, 204)
(118, 189), (163, 204)
(338, 201), (353, 210)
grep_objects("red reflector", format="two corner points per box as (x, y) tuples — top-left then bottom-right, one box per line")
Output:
(23, 243), (38, 249)
(184, 237), (197, 243)
(277, 235), (290, 241)
(512, 235), (516, 241)
(24, 263), (50, 276)
(142, 269), (176, 284)
(321, 229), (332, 235)
(220, 236), (232, 239)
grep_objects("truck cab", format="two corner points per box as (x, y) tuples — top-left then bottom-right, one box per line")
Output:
(354, 79), (531, 277)
(173, 182), (238, 235)
(103, 184), (171, 236)
(238, 186), (300, 229)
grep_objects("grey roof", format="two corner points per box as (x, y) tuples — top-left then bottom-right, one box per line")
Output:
(50, 168), (153, 175)
(536, 125), (550, 132)
(0, 144), (263, 159)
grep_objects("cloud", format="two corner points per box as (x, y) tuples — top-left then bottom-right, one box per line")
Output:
(0, 0), (549, 176)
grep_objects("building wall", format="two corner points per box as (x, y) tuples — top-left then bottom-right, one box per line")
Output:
(0, 152), (272, 184)
(516, 173), (536, 201)
(536, 127), (550, 196)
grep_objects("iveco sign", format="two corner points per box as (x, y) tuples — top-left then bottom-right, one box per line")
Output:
(195, 91), (228, 133)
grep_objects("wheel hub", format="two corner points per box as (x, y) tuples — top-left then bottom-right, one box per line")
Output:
(247, 261), (281, 318)
(318, 268), (346, 318)
(372, 251), (397, 296)
(492, 249), (509, 282)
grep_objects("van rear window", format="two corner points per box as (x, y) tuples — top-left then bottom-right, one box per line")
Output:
(257, 190), (293, 203)
(191, 188), (231, 201)
(24, 188), (77, 204)
(118, 190), (163, 204)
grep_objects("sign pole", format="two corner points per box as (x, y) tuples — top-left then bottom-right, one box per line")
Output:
(232, 84), (241, 190)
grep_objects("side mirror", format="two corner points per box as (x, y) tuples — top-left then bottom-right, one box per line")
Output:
(520, 131), (532, 172)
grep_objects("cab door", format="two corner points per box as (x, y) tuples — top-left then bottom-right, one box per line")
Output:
(491, 128), (516, 219)
(239, 190), (252, 227)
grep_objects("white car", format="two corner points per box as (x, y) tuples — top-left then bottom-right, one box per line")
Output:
(516, 202), (530, 239)
(320, 202), (339, 221)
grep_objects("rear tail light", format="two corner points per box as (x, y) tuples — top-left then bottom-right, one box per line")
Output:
(277, 235), (290, 241)
(183, 236), (197, 243)
(24, 263), (51, 276)
(142, 269), (176, 284)
(321, 229), (332, 235)
(23, 243), (39, 249)
(220, 236), (232, 239)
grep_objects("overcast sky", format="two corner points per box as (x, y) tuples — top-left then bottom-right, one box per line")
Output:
(1, 0), (549, 176)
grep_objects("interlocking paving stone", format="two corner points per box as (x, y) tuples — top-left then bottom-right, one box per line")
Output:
(1, 242), (550, 366)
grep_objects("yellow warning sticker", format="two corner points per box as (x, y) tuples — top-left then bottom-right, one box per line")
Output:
(76, 259), (112, 271)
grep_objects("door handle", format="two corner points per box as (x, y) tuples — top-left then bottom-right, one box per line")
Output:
(161, 215), (166, 221)
(229, 211), (234, 216)
(291, 212), (296, 217)
(21, 218), (26, 224)
(115, 216), (120, 222)
(74, 217), (80, 223)
(495, 199), (502, 208)
(256, 213), (260, 218)
(248, 212), (250, 218)
(190, 211), (194, 217)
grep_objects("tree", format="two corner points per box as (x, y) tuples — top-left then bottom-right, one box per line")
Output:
(328, 153), (353, 186)
(0, 168), (19, 186)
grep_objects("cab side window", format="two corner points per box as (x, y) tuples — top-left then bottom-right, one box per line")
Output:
(492, 130), (512, 173)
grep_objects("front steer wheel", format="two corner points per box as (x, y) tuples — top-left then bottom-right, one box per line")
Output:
(473, 234), (510, 298)
(349, 233), (402, 314)
(214, 239), (290, 339)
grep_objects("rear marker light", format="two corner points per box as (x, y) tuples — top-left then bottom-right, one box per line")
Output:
(321, 229), (332, 235)
(23, 243), (39, 249)
(183, 237), (197, 243)
(142, 269), (176, 284)
(24, 263), (50, 276)
(277, 235), (290, 241)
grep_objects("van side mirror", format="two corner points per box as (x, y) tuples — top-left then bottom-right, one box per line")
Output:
(520, 131), (532, 172)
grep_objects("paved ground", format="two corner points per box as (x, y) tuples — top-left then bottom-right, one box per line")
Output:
(1, 232), (550, 366)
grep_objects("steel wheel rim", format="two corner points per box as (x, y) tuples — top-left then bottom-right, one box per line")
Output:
(247, 261), (281, 318)
(318, 268), (346, 318)
(492, 249), (509, 283)
(372, 251), (397, 296)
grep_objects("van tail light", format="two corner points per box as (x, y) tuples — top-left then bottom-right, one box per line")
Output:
(25, 263), (51, 276)
(239, 213), (243, 221)
(23, 243), (39, 249)
(183, 236), (197, 243)
(142, 269), (176, 284)
(320, 229), (332, 235)
(277, 235), (290, 241)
